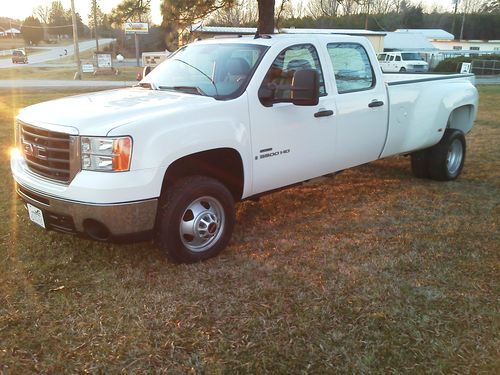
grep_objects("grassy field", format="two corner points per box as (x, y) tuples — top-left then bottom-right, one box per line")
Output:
(0, 66), (139, 81)
(0, 38), (26, 51)
(0, 38), (73, 50)
(0, 87), (498, 373)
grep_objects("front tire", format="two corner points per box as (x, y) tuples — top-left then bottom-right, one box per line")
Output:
(156, 176), (235, 263)
(399, 67), (406, 72)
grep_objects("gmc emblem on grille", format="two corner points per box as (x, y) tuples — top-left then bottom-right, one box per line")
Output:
(22, 140), (48, 160)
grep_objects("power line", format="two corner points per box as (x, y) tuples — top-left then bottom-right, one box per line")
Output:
(9, 22), (76, 29)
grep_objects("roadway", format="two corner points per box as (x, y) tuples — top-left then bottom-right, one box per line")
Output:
(0, 38), (115, 69)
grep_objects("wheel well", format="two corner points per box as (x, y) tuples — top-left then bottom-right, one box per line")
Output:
(161, 148), (244, 201)
(448, 105), (474, 134)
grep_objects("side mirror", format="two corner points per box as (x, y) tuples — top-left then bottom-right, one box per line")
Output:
(291, 69), (319, 106)
(258, 86), (274, 107)
(143, 65), (152, 77)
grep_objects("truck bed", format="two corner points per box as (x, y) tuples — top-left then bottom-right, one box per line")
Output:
(383, 73), (475, 86)
(379, 72), (478, 159)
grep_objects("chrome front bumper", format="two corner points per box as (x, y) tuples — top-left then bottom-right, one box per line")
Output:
(16, 182), (158, 237)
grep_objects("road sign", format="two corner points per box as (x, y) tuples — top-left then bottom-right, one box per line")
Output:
(81, 63), (95, 73)
(124, 22), (149, 35)
(460, 62), (472, 74)
(96, 53), (112, 68)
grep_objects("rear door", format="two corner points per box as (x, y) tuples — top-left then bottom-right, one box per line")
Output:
(326, 42), (388, 169)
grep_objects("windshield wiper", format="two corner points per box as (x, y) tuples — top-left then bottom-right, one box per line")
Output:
(172, 58), (219, 96)
(158, 85), (207, 96)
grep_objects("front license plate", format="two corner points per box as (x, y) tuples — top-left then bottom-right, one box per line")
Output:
(27, 203), (46, 229)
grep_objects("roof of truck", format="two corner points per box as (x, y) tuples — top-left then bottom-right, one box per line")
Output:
(192, 25), (386, 36)
(192, 33), (368, 47)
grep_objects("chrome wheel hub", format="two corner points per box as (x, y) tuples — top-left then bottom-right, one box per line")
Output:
(180, 196), (225, 252)
(446, 139), (463, 176)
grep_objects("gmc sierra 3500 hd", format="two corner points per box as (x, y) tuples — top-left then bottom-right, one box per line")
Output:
(11, 33), (478, 263)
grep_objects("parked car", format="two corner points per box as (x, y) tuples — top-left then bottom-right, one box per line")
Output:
(11, 34), (477, 263)
(377, 51), (428, 73)
(11, 49), (28, 64)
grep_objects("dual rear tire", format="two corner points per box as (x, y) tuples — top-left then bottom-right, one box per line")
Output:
(411, 129), (466, 181)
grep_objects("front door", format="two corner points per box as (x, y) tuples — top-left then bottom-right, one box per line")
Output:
(248, 43), (337, 195)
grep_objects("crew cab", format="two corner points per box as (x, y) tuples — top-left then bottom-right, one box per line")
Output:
(11, 34), (478, 262)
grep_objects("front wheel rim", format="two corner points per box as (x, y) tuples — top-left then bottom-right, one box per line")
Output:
(179, 196), (225, 253)
(446, 139), (463, 176)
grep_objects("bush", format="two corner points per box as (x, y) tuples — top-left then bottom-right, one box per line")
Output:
(435, 54), (500, 73)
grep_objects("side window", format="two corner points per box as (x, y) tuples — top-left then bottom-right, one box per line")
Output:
(260, 44), (326, 102)
(389, 55), (394, 61)
(327, 43), (375, 94)
(377, 53), (387, 61)
(395, 55), (401, 61)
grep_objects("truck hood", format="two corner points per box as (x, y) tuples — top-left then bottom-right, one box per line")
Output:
(17, 87), (215, 135)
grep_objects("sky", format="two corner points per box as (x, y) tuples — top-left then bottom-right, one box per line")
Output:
(3, 0), (454, 26)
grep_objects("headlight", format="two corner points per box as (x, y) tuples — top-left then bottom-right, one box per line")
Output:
(81, 136), (132, 172)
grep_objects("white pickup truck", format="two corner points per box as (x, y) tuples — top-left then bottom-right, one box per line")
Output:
(11, 34), (478, 262)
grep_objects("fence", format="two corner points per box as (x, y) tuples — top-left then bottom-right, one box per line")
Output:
(472, 60), (500, 75)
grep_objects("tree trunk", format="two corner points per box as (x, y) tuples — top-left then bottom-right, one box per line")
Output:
(257, 0), (275, 34)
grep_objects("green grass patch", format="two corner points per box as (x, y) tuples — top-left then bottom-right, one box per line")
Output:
(0, 86), (499, 373)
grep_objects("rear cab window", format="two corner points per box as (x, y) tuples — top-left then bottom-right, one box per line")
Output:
(327, 43), (376, 94)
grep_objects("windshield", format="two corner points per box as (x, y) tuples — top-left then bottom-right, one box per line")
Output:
(142, 43), (268, 99)
(401, 53), (423, 61)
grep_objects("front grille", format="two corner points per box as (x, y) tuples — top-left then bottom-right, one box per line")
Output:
(20, 122), (74, 182)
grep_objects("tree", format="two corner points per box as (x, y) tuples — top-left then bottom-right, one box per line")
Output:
(161, 0), (235, 49)
(110, 0), (151, 25)
(307, 0), (342, 18)
(21, 16), (44, 45)
(401, 4), (423, 28)
(48, 1), (72, 36)
(88, 0), (105, 29)
(209, 0), (258, 26)
(161, 0), (235, 31)
(33, 5), (50, 24)
(257, 0), (275, 33)
(482, 0), (500, 13)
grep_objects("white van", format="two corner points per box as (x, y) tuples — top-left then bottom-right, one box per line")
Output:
(377, 51), (429, 73)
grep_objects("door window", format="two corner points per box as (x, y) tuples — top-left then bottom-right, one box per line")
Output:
(260, 44), (326, 102)
(327, 43), (375, 94)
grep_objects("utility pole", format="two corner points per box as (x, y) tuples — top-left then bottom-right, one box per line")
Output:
(452, 0), (459, 39)
(93, 0), (99, 51)
(364, 1), (371, 30)
(135, 33), (140, 67)
(459, 12), (466, 41)
(70, 0), (82, 80)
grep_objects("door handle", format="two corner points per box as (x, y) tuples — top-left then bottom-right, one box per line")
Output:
(368, 100), (384, 108)
(314, 110), (334, 118)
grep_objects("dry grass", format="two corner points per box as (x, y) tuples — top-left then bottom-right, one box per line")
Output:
(0, 66), (139, 81)
(0, 86), (498, 373)
(0, 38), (26, 50)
